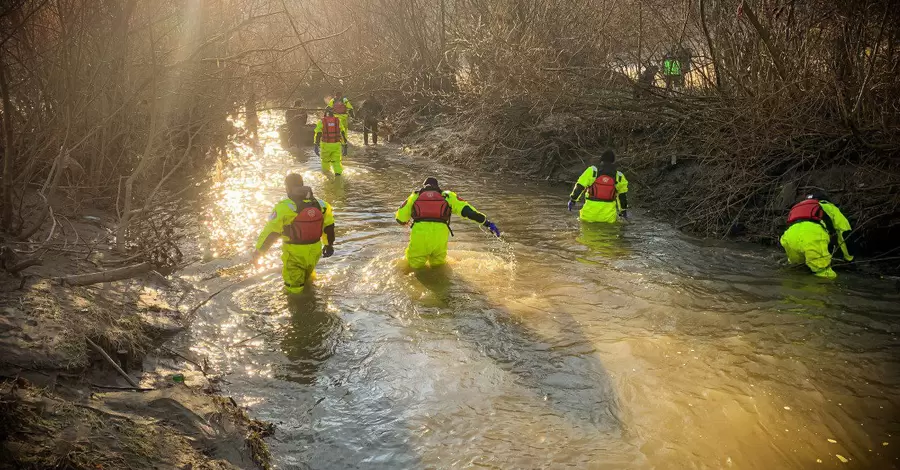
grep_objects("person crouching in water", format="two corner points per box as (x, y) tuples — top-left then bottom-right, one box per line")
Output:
(567, 149), (629, 222)
(395, 177), (501, 269)
(780, 191), (853, 279)
(314, 107), (348, 176)
(253, 174), (336, 294)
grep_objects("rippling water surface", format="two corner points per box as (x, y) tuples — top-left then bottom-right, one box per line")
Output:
(178, 114), (900, 469)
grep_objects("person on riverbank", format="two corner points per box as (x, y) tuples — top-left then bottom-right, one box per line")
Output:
(395, 177), (501, 269)
(252, 174), (336, 294)
(360, 96), (383, 146)
(314, 107), (348, 176)
(567, 149), (629, 223)
(663, 52), (683, 90)
(779, 192), (853, 279)
(328, 91), (354, 132)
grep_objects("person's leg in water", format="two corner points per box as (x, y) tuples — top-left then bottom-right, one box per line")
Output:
(579, 200), (619, 223)
(331, 153), (343, 175)
(320, 142), (342, 176)
(780, 224), (836, 279)
(405, 223), (450, 269)
(282, 244), (322, 295)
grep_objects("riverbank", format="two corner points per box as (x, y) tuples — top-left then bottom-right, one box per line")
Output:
(0, 213), (273, 469)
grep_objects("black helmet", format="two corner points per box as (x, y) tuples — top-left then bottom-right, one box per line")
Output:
(423, 177), (439, 189)
(808, 190), (829, 201)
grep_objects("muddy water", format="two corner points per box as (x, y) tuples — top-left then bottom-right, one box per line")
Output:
(180, 114), (900, 469)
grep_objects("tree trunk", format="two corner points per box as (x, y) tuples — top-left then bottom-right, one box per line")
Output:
(0, 49), (14, 232)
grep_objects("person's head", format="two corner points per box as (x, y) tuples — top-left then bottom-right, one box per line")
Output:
(334, 90), (343, 99)
(293, 99), (302, 107)
(285, 173), (311, 199)
(600, 149), (616, 164)
(422, 177), (440, 190)
(324, 107), (334, 117)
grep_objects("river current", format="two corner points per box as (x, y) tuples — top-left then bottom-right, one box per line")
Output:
(177, 113), (900, 469)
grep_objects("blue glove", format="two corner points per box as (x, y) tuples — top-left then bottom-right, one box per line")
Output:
(485, 221), (501, 237)
(342, 144), (348, 156)
(314, 146), (320, 157)
(567, 200), (575, 212)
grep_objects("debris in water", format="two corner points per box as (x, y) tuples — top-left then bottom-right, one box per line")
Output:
(816, 459), (822, 463)
(883, 442), (890, 446)
(784, 406), (791, 410)
(828, 439), (838, 443)
(836, 454), (849, 463)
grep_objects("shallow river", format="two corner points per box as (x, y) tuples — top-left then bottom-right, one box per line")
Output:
(179, 115), (900, 469)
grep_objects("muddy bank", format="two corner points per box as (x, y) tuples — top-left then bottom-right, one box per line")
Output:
(0, 215), (273, 469)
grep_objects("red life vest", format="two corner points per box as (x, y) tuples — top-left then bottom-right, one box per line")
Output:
(332, 99), (348, 115)
(412, 190), (451, 223)
(321, 116), (342, 143)
(787, 199), (824, 225)
(286, 201), (324, 244)
(587, 172), (617, 202)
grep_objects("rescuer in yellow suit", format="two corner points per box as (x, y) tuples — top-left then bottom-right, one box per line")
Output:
(327, 91), (354, 131)
(313, 107), (348, 176)
(780, 192), (853, 279)
(253, 174), (336, 294)
(568, 149), (629, 223)
(395, 177), (501, 269)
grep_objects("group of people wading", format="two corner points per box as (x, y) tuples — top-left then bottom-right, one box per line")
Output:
(253, 104), (855, 294)
(283, 90), (384, 176)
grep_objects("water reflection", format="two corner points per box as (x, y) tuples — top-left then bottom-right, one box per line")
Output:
(280, 291), (343, 385)
(576, 221), (632, 262)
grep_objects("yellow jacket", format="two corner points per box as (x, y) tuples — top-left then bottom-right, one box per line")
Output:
(256, 197), (335, 251)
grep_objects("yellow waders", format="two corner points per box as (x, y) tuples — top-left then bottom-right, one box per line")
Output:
(281, 243), (322, 294)
(406, 222), (451, 269)
(780, 222), (836, 279)
(320, 142), (343, 175)
(580, 200), (619, 223)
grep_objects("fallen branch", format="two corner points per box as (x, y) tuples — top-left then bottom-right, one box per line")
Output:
(6, 257), (42, 273)
(86, 338), (140, 388)
(160, 346), (208, 376)
(60, 262), (151, 286)
(90, 383), (154, 392)
(187, 266), (251, 315)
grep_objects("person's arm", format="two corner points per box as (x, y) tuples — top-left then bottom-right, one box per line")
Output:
(346, 99), (354, 117)
(821, 203), (853, 261)
(254, 203), (286, 257)
(340, 121), (348, 144)
(445, 191), (487, 224)
(447, 191), (501, 236)
(616, 171), (629, 214)
(569, 167), (596, 202)
(313, 120), (323, 145)
(395, 193), (417, 224)
(321, 201), (336, 246)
